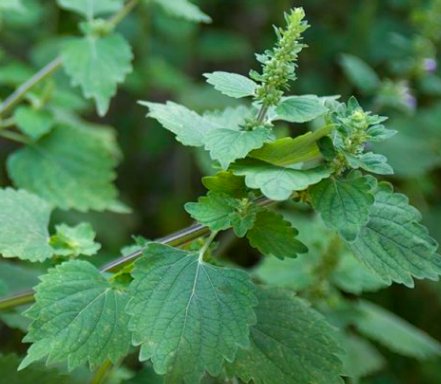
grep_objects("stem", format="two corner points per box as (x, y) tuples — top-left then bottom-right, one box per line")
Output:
(0, 117), (16, 129)
(198, 231), (218, 262)
(108, 0), (140, 27)
(89, 360), (113, 384)
(0, 57), (63, 118)
(0, 197), (274, 311)
(0, 130), (29, 143)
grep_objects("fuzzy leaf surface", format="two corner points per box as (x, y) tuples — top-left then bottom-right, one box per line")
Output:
(274, 96), (328, 123)
(56, 0), (123, 18)
(0, 188), (53, 262)
(51, 223), (101, 257)
(20, 260), (131, 371)
(154, 0), (211, 23)
(345, 152), (394, 175)
(204, 72), (257, 98)
(61, 34), (133, 116)
(226, 287), (344, 384)
(127, 243), (257, 384)
(14, 106), (54, 140)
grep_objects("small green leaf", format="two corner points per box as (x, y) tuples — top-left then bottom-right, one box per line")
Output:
(14, 107), (54, 140)
(310, 175), (375, 242)
(345, 152), (394, 175)
(247, 210), (307, 259)
(249, 124), (333, 166)
(354, 301), (441, 359)
(232, 159), (332, 201)
(153, 0), (211, 23)
(140, 101), (220, 147)
(56, 0), (123, 19)
(366, 125), (397, 142)
(202, 171), (247, 198)
(0, 188), (53, 262)
(204, 72), (257, 98)
(340, 54), (380, 94)
(50, 223), (101, 257)
(226, 287), (344, 384)
(7, 124), (120, 212)
(127, 243), (257, 384)
(274, 95), (328, 123)
(61, 34), (133, 116)
(347, 182), (441, 286)
(20, 260), (131, 371)
(204, 128), (271, 169)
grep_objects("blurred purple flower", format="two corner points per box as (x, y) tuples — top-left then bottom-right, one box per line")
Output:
(423, 58), (437, 73)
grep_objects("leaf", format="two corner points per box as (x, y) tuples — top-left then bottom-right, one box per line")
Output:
(61, 34), (133, 116)
(366, 124), (397, 142)
(127, 243), (257, 384)
(7, 124), (120, 212)
(249, 124), (333, 166)
(347, 182), (441, 287)
(232, 159), (332, 201)
(204, 72), (257, 98)
(154, 0), (211, 23)
(50, 223), (101, 257)
(203, 105), (253, 130)
(56, 0), (123, 19)
(14, 107), (54, 140)
(226, 287), (344, 384)
(247, 210), (307, 259)
(340, 54), (380, 94)
(0, 354), (71, 384)
(345, 152), (394, 175)
(0, 188), (53, 262)
(310, 175), (375, 242)
(202, 172), (247, 198)
(274, 95), (328, 123)
(140, 101), (220, 147)
(354, 301), (441, 359)
(340, 333), (385, 379)
(0, 0), (23, 11)
(20, 260), (131, 371)
(203, 128), (271, 169)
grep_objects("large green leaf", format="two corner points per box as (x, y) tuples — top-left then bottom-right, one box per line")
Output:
(202, 171), (247, 198)
(127, 243), (257, 384)
(61, 34), (133, 116)
(354, 301), (441, 359)
(20, 260), (131, 371)
(203, 128), (270, 169)
(274, 95), (328, 123)
(226, 287), (344, 384)
(247, 210), (307, 259)
(7, 124), (120, 212)
(154, 0), (211, 23)
(140, 101), (220, 147)
(347, 182), (441, 286)
(203, 106), (253, 130)
(232, 159), (332, 201)
(310, 175), (375, 242)
(204, 72), (257, 98)
(249, 125), (333, 166)
(56, 0), (123, 18)
(0, 188), (53, 262)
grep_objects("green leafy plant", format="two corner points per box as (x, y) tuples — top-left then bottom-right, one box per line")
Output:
(0, 2), (441, 384)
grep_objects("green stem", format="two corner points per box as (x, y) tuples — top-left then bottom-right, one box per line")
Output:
(0, 130), (29, 143)
(198, 231), (218, 262)
(89, 360), (113, 384)
(0, 117), (16, 129)
(108, 0), (140, 27)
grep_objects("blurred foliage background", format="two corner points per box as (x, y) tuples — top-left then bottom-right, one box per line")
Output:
(0, 0), (441, 383)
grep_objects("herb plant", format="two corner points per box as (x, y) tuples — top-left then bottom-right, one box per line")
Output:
(0, 1), (441, 384)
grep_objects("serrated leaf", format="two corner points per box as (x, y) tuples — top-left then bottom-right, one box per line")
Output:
(204, 72), (257, 98)
(20, 260), (131, 371)
(127, 243), (257, 384)
(247, 210), (307, 259)
(14, 106), (54, 140)
(354, 301), (441, 359)
(311, 175), (375, 242)
(7, 124), (120, 212)
(347, 182), (441, 287)
(274, 95), (328, 123)
(232, 159), (332, 201)
(340, 54), (380, 94)
(366, 124), (397, 142)
(61, 34), (133, 116)
(140, 101), (220, 147)
(249, 124), (334, 166)
(202, 172), (247, 198)
(203, 105), (253, 130)
(56, 0), (123, 19)
(204, 128), (270, 169)
(345, 152), (394, 175)
(50, 223), (101, 257)
(340, 333), (385, 379)
(0, 188), (53, 262)
(154, 0), (211, 23)
(226, 287), (344, 384)
(1, 354), (71, 384)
